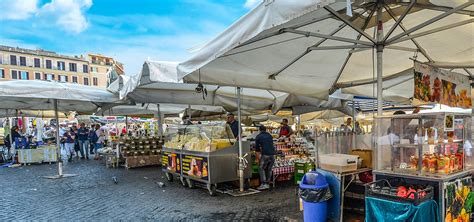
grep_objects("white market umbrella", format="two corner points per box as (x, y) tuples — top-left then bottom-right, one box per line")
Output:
(116, 60), (347, 113)
(178, 0), (474, 115)
(0, 80), (125, 178)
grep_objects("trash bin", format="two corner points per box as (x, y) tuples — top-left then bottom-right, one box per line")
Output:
(298, 171), (332, 222)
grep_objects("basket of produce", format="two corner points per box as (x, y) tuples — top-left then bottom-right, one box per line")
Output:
(365, 179), (433, 205)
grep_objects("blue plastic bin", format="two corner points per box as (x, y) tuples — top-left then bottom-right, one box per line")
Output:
(300, 171), (329, 222)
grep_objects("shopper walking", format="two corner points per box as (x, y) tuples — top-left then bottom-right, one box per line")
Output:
(77, 123), (90, 159)
(64, 128), (76, 162)
(94, 124), (104, 160)
(88, 124), (97, 155)
(255, 125), (275, 190)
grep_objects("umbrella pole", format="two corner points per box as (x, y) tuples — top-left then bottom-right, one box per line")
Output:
(125, 115), (128, 135)
(7, 109), (13, 161)
(54, 99), (63, 176)
(237, 86), (244, 192)
(43, 99), (77, 179)
(376, 2), (384, 116)
(157, 104), (163, 140)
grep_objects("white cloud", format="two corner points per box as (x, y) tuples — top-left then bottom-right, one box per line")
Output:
(0, 0), (39, 20)
(40, 0), (93, 34)
(0, 0), (92, 34)
(244, 0), (260, 9)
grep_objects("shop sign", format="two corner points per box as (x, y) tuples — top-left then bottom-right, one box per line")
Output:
(413, 62), (471, 108)
(162, 151), (180, 173)
(182, 154), (208, 180)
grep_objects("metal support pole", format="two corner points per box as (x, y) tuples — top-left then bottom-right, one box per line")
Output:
(157, 104), (163, 139)
(187, 104), (192, 120)
(125, 115), (129, 135)
(237, 86), (244, 192)
(376, 2), (384, 116)
(54, 99), (63, 176)
(7, 109), (13, 160)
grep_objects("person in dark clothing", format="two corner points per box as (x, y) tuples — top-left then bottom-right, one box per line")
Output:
(77, 123), (90, 159)
(226, 113), (240, 138)
(255, 125), (275, 190)
(5, 126), (22, 157)
(278, 118), (293, 138)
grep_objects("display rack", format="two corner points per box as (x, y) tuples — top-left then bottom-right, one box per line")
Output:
(373, 112), (473, 222)
(162, 123), (251, 195)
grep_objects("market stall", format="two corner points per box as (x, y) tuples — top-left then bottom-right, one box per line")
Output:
(162, 123), (251, 195)
(0, 80), (125, 177)
(372, 112), (473, 222)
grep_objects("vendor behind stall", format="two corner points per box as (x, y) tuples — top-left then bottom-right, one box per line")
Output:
(278, 118), (293, 138)
(255, 125), (275, 190)
(226, 113), (239, 138)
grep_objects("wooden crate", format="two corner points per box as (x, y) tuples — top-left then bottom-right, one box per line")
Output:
(125, 155), (161, 169)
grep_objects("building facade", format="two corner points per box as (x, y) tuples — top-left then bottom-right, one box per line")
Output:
(0, 45), (122, 88)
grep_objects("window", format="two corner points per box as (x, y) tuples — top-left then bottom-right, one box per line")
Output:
(90, 67), (98, 73)
(57, 61), (65, 71)
(35, 72), (41, 80)
(83, 77), (89, 85)
(0, 55), (3, 64)
(58, 75), (68, 82)
(44, 74), (54, 81)
(34, 58), (41, 68)
(11, 70), (18, 79)
(72, 76), (78, 83)
(0, 69), (4, 78)
(19, 71), (29, 80)
(10, 55), (17, 65)
(19, 56), (26, 66)
(69, 63), (77, 72)
(82, 64), (88, 73)
(93, 77), (98, 86)
(46, 60), (52, 69)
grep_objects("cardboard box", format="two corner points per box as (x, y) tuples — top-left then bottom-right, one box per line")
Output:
(350, 149), (373, 169)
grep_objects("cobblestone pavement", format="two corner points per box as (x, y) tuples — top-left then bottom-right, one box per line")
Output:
(0, 159), (303, 221)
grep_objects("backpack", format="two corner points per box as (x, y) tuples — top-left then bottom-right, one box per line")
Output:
(89, 130), (99, 143)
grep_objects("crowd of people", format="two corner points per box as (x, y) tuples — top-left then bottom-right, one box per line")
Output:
(59, 123), (106, 162)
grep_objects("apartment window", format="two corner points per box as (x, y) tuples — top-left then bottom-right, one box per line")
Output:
(11, 70), (18, 79)
(0, 69), (4, 78)
(46, 60), (52, 69)
(72, 76), (78, 83)
(19, 56), (26, 66)
(90, 67), (98, 73)
(34, 58), (41, 68)
(58, 75), (68, 82)
(20, 71), (29, 80)
(0, 55), (3, 64)
(44, 74), (54, 81)
(83, 77), (89, 85)
(69, 63), (77, 72)
(35, 72), (42, 80)
(82, 64), (88, 73)
(57, 61), (65, 71)
(93, 77), (98, 86)
(10, 55), (17, 65)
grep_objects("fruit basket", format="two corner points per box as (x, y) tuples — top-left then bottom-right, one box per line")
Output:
(365, 179), (434, 205)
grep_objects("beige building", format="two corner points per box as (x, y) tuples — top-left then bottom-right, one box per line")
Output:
(0, 45), (122, 88)
(88, 53), (124, 87)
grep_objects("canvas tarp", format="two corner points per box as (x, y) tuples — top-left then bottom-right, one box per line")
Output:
(178, 0), (473, 100)
(0, 80), (124, 113)
(114, 60), (349, 114)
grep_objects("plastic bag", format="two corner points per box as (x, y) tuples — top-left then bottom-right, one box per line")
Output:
(298, 186), (333, 203)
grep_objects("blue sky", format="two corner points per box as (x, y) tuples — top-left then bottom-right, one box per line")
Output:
(0, 0), (260, 74)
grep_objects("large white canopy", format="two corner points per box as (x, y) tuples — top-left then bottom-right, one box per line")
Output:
(98, 103), (224, 117)
(178, 0), (474, 100)
(114, 60), (348, 114)
(0, 80), (124, 113)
